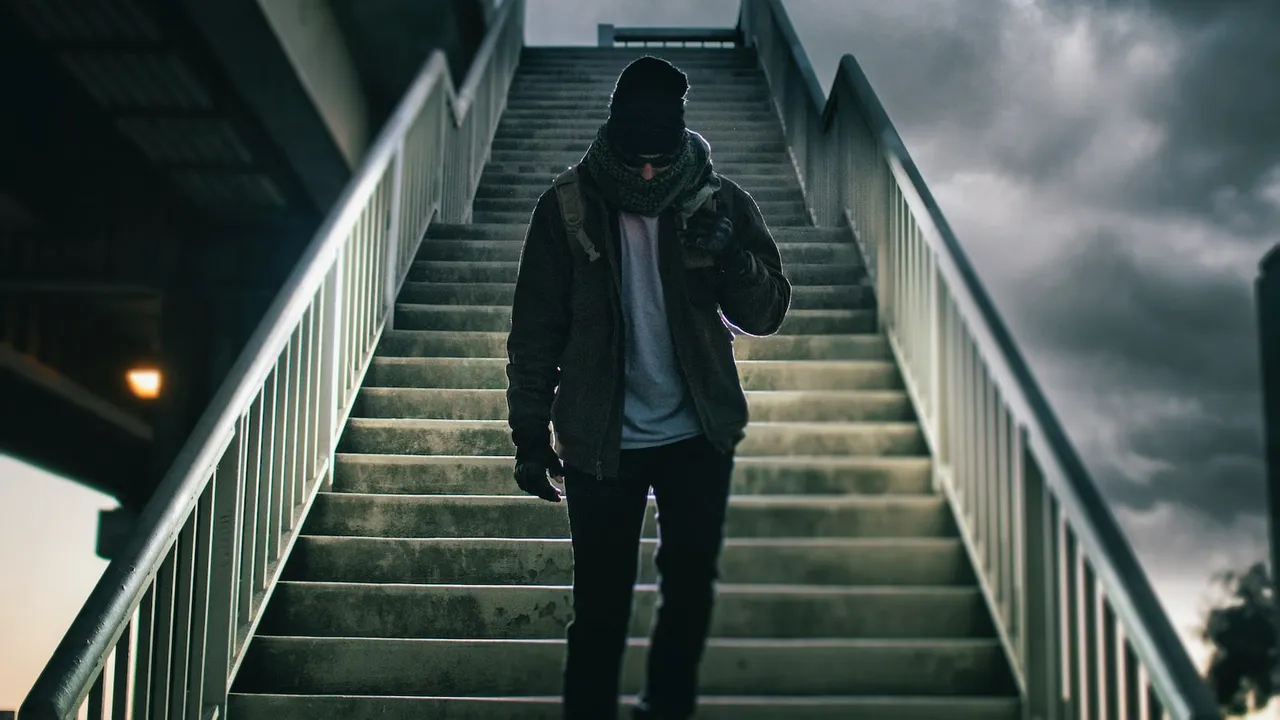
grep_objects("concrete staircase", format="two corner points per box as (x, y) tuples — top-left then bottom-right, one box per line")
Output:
(228, 47), (1020, 719)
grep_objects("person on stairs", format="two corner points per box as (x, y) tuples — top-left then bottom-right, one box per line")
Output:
(505, 55), (792, 720)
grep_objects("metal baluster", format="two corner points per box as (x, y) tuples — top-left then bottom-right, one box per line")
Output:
(208, 423), (245, 714)
(167, 511), (197, 720)
(111, 624), (131, 720)
(1102, 602), (1120, 720)
(184, 472), (218, 718)
(1022, 427), (1061, 720)
(149, 551), (177, 720)
(1083, 562), (1100, 720)
(132, 588), (155, 720)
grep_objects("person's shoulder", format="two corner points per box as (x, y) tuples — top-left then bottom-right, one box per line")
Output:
(535, 164), (590, 211)
(714, 174), (763, 216)
(715, 174), (750, 198)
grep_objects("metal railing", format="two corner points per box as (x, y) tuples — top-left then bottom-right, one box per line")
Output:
(737, 0), (1221, 718)
(1257, 243), (1280, 680)
(17, 1), (524, 717)
(597, 24), (740, 48)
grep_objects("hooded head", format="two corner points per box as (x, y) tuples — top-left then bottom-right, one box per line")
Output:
(605, 56), (689, 165)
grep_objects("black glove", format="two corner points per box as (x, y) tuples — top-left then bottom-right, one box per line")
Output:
(682, 208), (751, 275)
(511, 425), (564, 503)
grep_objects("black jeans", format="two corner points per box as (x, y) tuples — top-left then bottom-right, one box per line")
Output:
(561, 433), (734, 720)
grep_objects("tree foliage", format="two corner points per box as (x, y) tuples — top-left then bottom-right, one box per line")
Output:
(1201, 562), (1276, 716)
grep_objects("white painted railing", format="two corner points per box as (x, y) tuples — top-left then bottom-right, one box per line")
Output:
(17, 2), (523, 718)
(738, 1), (1221, 718)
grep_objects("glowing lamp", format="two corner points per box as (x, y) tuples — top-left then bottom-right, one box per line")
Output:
(126, 367), (162, 399)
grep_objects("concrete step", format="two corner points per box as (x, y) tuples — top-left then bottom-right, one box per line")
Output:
(338, 418), (925, 457)
(354, 387), (912, 423)
(285, 535), (968, 586)
(235, 636), (1012, 696)
(495, 117), (784, 134)
(517, 59), (762, 71)
(486, 148), (787, 166)
(473, 180), (800, 201)
(476, 162), (798, 181)
(259, 582), (992, 640)
(391, 282), (871, 310)
(512, 69), (765, 81)
(303, 493), (956, 539)
(501, 102), (773, 116)
(506, 87), (771, 102)
(507, 86), (769, 101)
(406, 260), (519, 284)
(773, 309), (876, 335)
(412, 238), (850, 265)
(518, 63), (762, 75)
(518, 59), (756, 72)
(394, 282), (514, 306)
(426, 223), (841, 244)
(465, 199), (810, 226)
(490, 129), (787, 148)
(391, 304), (511, 332)
(476, 204), (798, 224)
(496, 109), (780, 124)
(477, 171), (802, 192)
(404, 260), (861, 286)
(364, 357), (899, 391)
(330, 455), (935, 497)
(521, 48), (753, 61)
(520, 47), (753, 59)
(515, 64), (759, 78)
(489, 136), (788, 154)
(519, 55), (752, 68)
(228, 693), (1020, 720)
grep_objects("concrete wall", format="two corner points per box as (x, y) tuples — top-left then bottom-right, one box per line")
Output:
(257, 0), (370, 168)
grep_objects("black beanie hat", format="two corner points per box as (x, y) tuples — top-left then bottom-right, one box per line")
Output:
(606, 56), (689, 159)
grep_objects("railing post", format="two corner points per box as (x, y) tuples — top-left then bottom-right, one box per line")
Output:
(200, 430), (244, 717)
(383, 141), (406, 329)
(317, 254), (344, 492)
(1257, 242), (1280, 686)
(1020, 427), (1061, 720)
(930, 264), (948, 486)
(597, 23), (615, 47)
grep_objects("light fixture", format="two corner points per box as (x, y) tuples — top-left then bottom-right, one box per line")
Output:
(126, 366), (162, 400)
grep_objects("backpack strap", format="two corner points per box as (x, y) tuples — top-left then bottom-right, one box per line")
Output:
(553, 168), (600, 262)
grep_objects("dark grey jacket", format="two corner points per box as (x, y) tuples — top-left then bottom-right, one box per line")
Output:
(505, 166), (792, 478)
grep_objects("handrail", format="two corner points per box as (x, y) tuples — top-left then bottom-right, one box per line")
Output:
(739, 0), (1221, 718)
(1257, 242), (1280, 678)
(18, 2), (524, 717)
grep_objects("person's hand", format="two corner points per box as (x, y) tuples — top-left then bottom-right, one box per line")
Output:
(682, 208), (751, 275)
(511, 426), (564, 503)
(682, 207), (735, 255)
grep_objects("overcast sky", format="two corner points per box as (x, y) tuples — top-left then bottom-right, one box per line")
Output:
(2, 0), (1276, 711)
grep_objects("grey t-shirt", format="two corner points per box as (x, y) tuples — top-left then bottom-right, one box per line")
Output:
(617, 211), (704, 449)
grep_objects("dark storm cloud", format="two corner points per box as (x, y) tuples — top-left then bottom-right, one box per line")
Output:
(1014, 230), (1260, 398)
(789, 1), (1275, 523)
(1010, 228), (1267, 522)
(1136, 0), (1280, 232)
(1040, 0), (1280, 232)
(1117, 411), (1266, 524)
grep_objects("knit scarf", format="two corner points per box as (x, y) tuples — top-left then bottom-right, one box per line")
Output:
(583, 124), (720, 224)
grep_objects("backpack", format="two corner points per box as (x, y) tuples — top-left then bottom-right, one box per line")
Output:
(553, 168), (601, 262)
